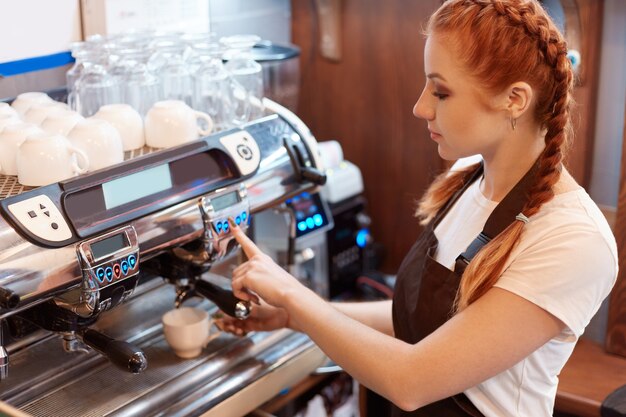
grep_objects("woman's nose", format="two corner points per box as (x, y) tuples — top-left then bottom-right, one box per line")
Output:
(413, 90), (434, 121)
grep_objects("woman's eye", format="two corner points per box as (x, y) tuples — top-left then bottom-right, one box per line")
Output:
(432, 92), (448, 100)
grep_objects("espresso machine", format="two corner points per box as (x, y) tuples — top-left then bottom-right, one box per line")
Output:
(0, 100), (330, 416)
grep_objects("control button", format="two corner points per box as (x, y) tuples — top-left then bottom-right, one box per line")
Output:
(215, 222), (223, 233)
(235, 216), (241, 225)
(39, 204), (46, 209)
(241, 211), (247, 221)
(51, 223), (59, 230)
(313, 214), (323, 226)
(96, 267), (106, 283)
(306, 217), (315, 229)
(128, 255), (137, 269)
(105, 267), (113, 282)
(298, 222), (307, 232)
(28, 211), (37, 218)
(121, 260), (129, 275)
(7, 195), (72, 242)
(113, 264), (121, 278)
(236, 144), (253, 160)
(43, 211), (50, 217)
(223, 221), (230, 233)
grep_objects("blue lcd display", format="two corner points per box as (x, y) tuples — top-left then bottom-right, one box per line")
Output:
(102, 164), (173, 209)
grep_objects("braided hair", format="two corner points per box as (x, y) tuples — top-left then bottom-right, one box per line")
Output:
(415, 0), (574, 311)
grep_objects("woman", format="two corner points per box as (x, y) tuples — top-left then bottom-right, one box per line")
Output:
(216, 0), (618, 415)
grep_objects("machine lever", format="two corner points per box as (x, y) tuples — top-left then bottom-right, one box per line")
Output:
(283, 137), (327, 186)
(195, 280), (251, 320)
(81, 329), (148, 374)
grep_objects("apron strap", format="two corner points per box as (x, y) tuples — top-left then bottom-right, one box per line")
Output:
(455, 160), (539, 272)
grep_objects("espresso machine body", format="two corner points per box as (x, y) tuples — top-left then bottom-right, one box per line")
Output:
(0, 100), (330, 416)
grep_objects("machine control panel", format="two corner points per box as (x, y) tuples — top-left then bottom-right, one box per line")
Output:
(7, 195), (72, 242)
(77, 226), (139, 291)
(219, 131), (261, 176)
(200, 183), (250, 260)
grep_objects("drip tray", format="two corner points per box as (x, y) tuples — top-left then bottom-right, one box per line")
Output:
(17, 329), (325, 417)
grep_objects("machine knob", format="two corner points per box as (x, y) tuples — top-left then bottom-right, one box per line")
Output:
(81, 329), (148, 374)
(195, 279), (251, 320)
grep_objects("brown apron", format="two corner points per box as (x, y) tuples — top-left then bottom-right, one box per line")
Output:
(391, 161), (537, 417)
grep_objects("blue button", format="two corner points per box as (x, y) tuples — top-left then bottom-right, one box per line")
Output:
(128, 255), (136, 268)
(121, 261), (129, 275)
(306, 217), (315, 229)
(223, 222), (230, 233)
(313, 214), (323, 226)
(215, 222), (223, 233)
(241, 211), (247, 221)
(235, 216), (241, 225)
(96, 267), (105, 282)
(356, 229), (370, 248)
(105, 267), (113, 282)
(297, 221), (307, 232)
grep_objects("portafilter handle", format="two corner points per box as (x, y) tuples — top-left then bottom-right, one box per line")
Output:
(195, 279), (251, 320)
(81, 329), (148, 374)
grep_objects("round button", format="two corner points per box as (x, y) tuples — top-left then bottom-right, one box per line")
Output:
(223, 222), (230, 233)
(105, 267), (114, 282)
(121, 260), (129, 275)
(51, 222), (59, 230)
(96, 267), (106, 283)
(113, 264), (121, 278)
(128, 255), (137, 268)
(241, 211), (247, 221)
(236, 144), (253, 160)
(235, 216), (241, 225)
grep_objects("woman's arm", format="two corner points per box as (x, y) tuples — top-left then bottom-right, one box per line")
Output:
(330, 300), (394, 336)
(228, 220), (564, 411)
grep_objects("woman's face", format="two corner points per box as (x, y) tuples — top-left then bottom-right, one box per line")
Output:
(413, 34), (509, 161)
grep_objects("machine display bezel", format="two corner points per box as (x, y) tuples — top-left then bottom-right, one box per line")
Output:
(89, 232), (130, 261)
(64, 149), (237, 238)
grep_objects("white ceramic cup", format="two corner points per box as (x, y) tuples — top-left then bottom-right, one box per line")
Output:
(23, 102), (70, 125)
(0, 123), (44, 175)
(162, 307), (213, 358)
(91, 104), (145, 151)
(145, 100), (213, 149)
(10, 92), (54, 115)
(67, 119), (124, 171)
(41, 111), (84, 136)
(0, 114), (21, 132)
(0, 102), (19, 118)
(17, 132), (89, 186)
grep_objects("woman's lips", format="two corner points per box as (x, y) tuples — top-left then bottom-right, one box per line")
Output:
(429, 130), (442, 140)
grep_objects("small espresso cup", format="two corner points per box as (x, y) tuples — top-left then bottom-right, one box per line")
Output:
(162, 307), (214, 358)
(23, 102), (70, 125)
(0, 102), (19, 118)
(145, 100), (213, 149)
(40, 111), (84, 136)
(10, 92), (54, 115)
(67, 119), (124, 171)
(91, 104), (145, 151)
(0, 114), (21, 132)
(17, 132), (89, 186)
(0, 123), (44, 176)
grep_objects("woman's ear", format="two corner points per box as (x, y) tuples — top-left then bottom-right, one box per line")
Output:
(506, 81), (533, 119)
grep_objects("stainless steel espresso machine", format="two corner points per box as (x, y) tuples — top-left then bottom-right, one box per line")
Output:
(0, 100), (330, 416)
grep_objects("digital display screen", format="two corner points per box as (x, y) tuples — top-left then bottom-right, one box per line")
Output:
(102, 164), (173, 209)
(90, 233), (129, 260)
(211, 191), (240, 211)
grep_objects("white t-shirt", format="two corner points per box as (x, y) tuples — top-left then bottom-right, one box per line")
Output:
(433, 157), (618, 417)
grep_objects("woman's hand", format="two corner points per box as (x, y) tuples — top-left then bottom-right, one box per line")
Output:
(213, 301), (291, 336)
(227, 217), (305, 315)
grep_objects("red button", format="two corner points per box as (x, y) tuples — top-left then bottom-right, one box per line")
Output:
(113, 264), (121, 278)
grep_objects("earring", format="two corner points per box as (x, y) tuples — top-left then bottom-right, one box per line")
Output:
(510, 117), (517, 131)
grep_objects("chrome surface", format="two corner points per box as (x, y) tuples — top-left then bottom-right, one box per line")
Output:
(0, 101), (319, 315)
(2, 278), (324, 417)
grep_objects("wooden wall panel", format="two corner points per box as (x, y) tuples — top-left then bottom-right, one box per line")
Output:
(290, 0), (601, 273)
(292, 0), (444, 272)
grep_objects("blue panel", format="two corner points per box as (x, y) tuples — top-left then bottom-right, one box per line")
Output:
(0, 51), (74, 77)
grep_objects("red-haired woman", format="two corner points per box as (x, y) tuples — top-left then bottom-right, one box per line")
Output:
(217, 1), (618, 415)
